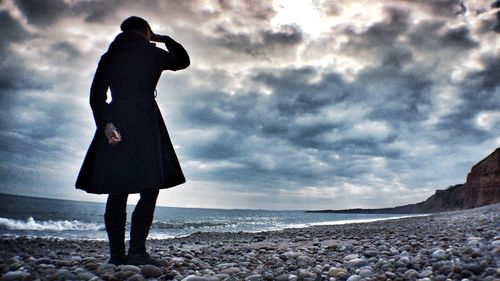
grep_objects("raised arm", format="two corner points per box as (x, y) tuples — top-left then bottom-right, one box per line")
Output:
(152, 34), (190, 71)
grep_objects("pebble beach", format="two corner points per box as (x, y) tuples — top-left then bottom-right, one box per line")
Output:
(1, 204), (499, 281)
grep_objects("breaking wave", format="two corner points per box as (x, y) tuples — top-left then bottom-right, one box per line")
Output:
(0, 217), (104, 231)
(151, 221), (230, 230)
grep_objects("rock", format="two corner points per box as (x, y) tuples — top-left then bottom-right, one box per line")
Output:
(141, 264), (162, 278)
(288, 274), (298, 281)
(120, 265), (141, 273)
(432, 249), (446, 259)
(404, 269), (418, 279)
(463, 263), (482, 275)
(359, 269), (373, 278)
(363, 250), (378, 257)
(245, 274), (262, 281)
(438, 265), (452, 275)
(343, 254), (359, 261)
(346, 275), (361, 281)
(76, 272), (96, 280)
(327, 267), (348, 278)
(275, 273), (289, 281)
(35, 258), (52, 264)
(97, 263), (116, 272)
(347, 258), (368, 268)
(282, 251), (303, 259)
(127, 273), (145, 281)
(296, 255), (311, 264)
(213, 273), (230, 280)
(181, 276), (210, 281)
(221, 267), (240, 274)
(1, 271), (27, 281)
(55, 269), (76, 280)
(418, 269), (432, 278)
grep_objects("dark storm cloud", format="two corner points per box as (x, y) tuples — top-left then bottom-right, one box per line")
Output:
(437, 55), (500, 138)
(14, 0), (70, 26)
(396, 0), (466, 18)
(0, 12), (49, 91)
(408, 21), (478, 52)
(1, 0), (498, 208)
(212, 24), (303, 61)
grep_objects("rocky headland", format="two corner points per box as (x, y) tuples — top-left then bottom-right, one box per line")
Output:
(1, 203), (499, 281)
(308, 148), (500, 214)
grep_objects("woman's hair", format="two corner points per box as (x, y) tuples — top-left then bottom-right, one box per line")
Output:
(120, 16), (151, 33)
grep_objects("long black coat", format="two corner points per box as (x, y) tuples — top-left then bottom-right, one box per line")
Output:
(75, 30), (190, 194)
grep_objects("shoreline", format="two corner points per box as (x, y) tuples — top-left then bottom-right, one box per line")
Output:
(1, 204), (499, 281)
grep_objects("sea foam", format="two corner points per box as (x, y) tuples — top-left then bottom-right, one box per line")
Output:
(0, 217), (103, 231)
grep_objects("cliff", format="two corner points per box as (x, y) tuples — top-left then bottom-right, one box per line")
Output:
(308, 148), (500, 214)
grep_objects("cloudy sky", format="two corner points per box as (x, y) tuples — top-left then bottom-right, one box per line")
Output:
(0, 0), (499, 210)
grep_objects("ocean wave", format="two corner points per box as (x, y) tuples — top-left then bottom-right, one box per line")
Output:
(0, 217), (104, 231)
(151, 221), (230, 230)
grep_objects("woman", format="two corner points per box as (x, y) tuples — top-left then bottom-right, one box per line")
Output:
(75, 16), (190, 266)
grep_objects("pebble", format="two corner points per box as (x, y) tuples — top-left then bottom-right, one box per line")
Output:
(347, 258), (368, 268)
(432, 249), (446, 259)
(1, 271), (27, 281)
(120, 265), (141, 273)
(346, 275), (361, 281)
(220, 266), (240, 274)
(127, 273), (145, 281)
(181, 276), (210, 281)
(0, 204), (498, 281)
(55, 269), (76, 280)
(141, 264), (162, 278)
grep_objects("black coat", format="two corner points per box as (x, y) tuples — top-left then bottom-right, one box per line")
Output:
(75, 30), (190, 194)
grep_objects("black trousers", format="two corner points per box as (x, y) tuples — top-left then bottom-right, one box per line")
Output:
(105, 190), (159, 224)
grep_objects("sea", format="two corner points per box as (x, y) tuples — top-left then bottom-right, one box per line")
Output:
(0, 193), (416, 240)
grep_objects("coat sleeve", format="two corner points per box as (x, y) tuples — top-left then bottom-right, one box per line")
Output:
(156, 36), (190, 71)
(89, 58), (112, 129)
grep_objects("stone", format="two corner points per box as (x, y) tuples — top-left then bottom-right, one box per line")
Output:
(327, 267), (348, 278)
(363, 250), (378, 257)
(76, 272), (96, 280)
(288, 274), (298, 281)
(404, 269), (418, 279)
(1, 271), (27, 281)
(98, 263), (116, 272)
(221, 267), (240, 274)
(275, 273), (289, 281)
(346, 275), (361, 281)
(343, 254), (359, 261)
(347, 258), (368, 268)
(213, 273), (230, 280)
(432, 249), (446, 259)
(127, 273), (145, 281)
(181, 276), (211, 281)
(120, 265), (141, 273)
(141, 264), (162, 278)
(35, 258), (53, 264)
(418, 269), (432, 278)
(463, 263), (482, 275)
(245, 274), (263, 281)
(438, 265), (452, 275)
(359, 268), (373, 278)
(55, 269), (76, 280)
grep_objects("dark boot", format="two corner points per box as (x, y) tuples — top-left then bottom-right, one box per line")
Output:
(126, 211), (161, 266)
(104, 212), (127, 265)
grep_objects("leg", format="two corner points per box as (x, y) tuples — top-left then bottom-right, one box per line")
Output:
(127, 189), (160, 266)
(105, 193), (128, 265)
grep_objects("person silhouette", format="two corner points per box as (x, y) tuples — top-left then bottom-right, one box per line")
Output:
(75, 16), (190, 266)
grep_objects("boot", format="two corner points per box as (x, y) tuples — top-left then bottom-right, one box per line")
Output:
(104, 212), (127, 265)
(126, 211), (161, 266)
